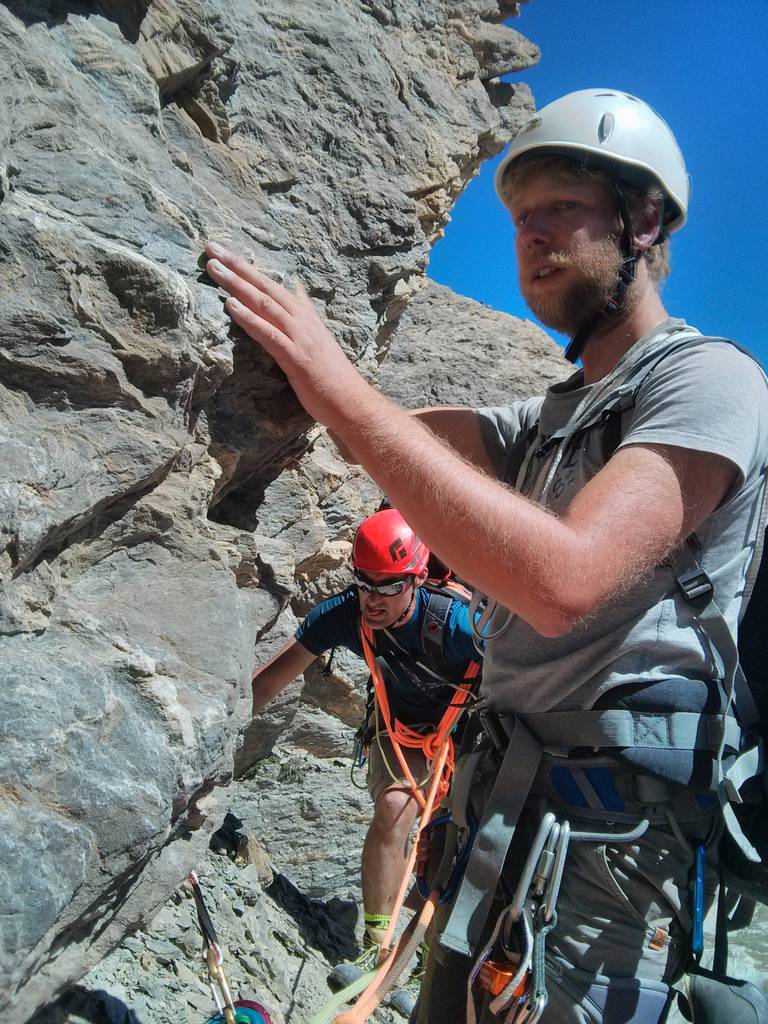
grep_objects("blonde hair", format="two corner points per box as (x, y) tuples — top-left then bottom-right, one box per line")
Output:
(499, 154), (670, 283)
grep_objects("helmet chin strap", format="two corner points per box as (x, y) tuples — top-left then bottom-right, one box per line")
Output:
(564, 182), (638, 365)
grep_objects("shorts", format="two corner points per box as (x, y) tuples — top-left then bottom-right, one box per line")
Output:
(366, 730), (431, 804)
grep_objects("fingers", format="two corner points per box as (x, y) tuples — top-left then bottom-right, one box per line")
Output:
(207, 257), (295, 337)
(205, 241), (299, 315)
(225, 296), (293, 362)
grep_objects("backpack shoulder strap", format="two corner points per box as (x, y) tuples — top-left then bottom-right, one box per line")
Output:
(420, 585), (455, 675)
(501, 421), (539, 490)
(575, 334), (759, 463)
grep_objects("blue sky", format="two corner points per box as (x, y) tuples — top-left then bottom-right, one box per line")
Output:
(428, 0), (768, 367)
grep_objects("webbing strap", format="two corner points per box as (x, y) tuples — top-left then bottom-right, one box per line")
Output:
(450, 749), (486, 831)
(440, 718), (541, 958)
(671, 522), (767, 863)
(723, 742), (765, 801)
(721, 801), (761, 864)
(518, 710), (742, 754)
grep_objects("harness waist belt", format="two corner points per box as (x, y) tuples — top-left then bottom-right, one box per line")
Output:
(517, 710), (742, 754)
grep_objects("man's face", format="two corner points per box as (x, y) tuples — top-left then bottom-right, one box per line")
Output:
(355, 570), (417, 630)
(509, 172), (624, 334)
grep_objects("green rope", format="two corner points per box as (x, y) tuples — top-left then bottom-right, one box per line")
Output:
(307, 968), (379, 1024)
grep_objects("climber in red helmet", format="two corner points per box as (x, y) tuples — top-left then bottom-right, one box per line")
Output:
(250, 507), (480, 1011)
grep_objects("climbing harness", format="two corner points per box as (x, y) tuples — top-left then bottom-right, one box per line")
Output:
(360, 604), (481, 814)
(187, 870), (272, 1024)
(463, 332), (768, 869)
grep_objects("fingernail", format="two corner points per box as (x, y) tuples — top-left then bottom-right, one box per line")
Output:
(226, 297), (243, 312)
(207, 258), (224, 274)
(207, 242), (225, 258)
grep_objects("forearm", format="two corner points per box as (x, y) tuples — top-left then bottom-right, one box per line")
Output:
(251, 639), (316, 716)
(205, 246), (726, 635)
(333, 387), (583, 634)
(251, 665), (291, 717)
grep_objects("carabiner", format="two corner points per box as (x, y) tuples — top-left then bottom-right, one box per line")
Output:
(544, 820), (570, 922)
(509, 813), (557, 920)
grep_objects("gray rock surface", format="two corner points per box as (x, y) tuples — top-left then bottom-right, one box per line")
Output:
(378, 277), (567, 408)
(0, 1), (540, 1018)
(40, 283), (568, 1023)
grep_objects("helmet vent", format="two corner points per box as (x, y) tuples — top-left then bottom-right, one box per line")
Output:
(598, 112), (615, 143)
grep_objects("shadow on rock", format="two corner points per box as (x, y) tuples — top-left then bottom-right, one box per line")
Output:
(265, 873), (359, 964)
(3, 1), (150, 42)
(30, 986), (146, 1024)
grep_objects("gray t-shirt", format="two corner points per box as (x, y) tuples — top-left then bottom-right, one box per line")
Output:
(476, 319), (768, 717)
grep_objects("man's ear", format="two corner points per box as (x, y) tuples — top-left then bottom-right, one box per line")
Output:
(414, 568), (429, 587)
(632, 201), (664, 254)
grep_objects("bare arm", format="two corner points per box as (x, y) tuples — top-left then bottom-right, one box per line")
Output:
(205, 247), (737, 636)
(409, 406), (495, 473)
(330, 407), (736, 636)
(252, 638), (317, 717)
(329, 406), (491, 472)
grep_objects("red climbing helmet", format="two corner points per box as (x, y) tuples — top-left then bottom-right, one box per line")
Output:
(351, 509), (429, 577)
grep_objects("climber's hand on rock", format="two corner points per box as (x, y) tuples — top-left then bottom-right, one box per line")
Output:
(205, 242), (375, 433)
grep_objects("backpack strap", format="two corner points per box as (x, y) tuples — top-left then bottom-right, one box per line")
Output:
(501, 421), (539, 490)
(376, 582), (473, 687)
(499, 331), (720, 497)
(422, 580), (474, 677)
(420, 588), (453, 671)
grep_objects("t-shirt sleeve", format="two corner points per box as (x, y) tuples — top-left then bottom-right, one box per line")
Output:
(475, 396), (546, 480)
(618, 340), (768, 484)
(294, 587), (363, 658)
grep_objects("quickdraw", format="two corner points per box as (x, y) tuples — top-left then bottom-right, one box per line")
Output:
(187, 870), (273, 1024)
(467, 813), (651, 1023)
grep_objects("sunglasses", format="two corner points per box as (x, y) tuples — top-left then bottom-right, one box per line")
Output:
(353, 572), (413, 597)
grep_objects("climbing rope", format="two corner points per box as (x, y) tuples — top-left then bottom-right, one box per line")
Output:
(306, 634), (480, 1024)
(360, 620), (480, 812)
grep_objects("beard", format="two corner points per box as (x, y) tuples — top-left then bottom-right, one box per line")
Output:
(520, 237), (625, 335)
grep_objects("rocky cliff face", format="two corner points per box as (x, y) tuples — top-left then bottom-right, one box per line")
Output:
(32, 282), (567, 1024)
(0, 2), (543, 1018)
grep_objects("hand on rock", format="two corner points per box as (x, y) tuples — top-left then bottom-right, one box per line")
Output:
(205, 243), (375, 433)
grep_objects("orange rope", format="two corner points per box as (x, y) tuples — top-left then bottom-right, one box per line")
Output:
(360, 622), (479, 810)
(377, 735), (449, 956)
(334, 892), (439, 1024)
(335, 617), (481, 1024)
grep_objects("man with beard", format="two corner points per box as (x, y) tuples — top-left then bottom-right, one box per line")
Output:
(205, 89), (768, 1023)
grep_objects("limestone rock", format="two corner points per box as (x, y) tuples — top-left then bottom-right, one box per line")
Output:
(377, 278), (569, 409)
(235, 835), (274, 888)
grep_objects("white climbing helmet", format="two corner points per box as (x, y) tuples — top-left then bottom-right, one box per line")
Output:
(494, 88), (690, 232)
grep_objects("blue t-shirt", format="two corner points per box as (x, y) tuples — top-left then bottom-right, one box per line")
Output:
(295, 585), (479, 725)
